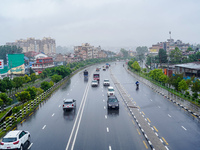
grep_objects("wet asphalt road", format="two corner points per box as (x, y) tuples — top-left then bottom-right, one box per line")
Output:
(16, 61), (200, 150)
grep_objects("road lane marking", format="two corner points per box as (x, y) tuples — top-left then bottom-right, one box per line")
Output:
(168, 114), (171, 118)
(21, 119), (26, 124)
(147, 118), (151, 122)
(153, 126), (158, 132)
(128, 113), (131, 117)
(109, 145), (112, 150)
(107, 127), (109, 132)
(132, 120), (135, 125)
(158, 106), (161, 108)
(104, 106), (106, 109)
(42, 125), (46, 130)
(162, 137), (168, 145)
(137, 129), (141, 135)
(102, 94), (104, 96)
(192, 114), (197, 118)
(12, 127), (16, 131)
(28, 143), (33, 149)
(150, 99), (152, 101)
(29, 112), (33, 116)
(182, 126), (187, 131)
(105, 115), (107, 119)
(52, 113), (55, 117)
(142, 111), (145, 115)
(66, 79), (91, 150)
(103, 99), (105, 102)
(143, 141), (148, 149)
(59, 105), (61, 107)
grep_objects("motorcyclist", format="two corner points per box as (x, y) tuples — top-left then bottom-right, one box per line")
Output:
(135, 81), (139, 87)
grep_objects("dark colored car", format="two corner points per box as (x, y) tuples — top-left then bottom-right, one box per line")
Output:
(107, 95), (119, 109)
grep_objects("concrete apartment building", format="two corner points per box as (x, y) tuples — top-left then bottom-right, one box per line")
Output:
(74, 43), (106, 60)
(149, 39), (190, 54)
(6, 37), (56, 54)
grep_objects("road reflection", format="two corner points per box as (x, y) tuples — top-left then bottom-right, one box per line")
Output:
(63, 109), (76, 121)
(107, 109), (119, 117)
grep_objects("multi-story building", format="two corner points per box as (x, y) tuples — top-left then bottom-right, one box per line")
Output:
(149, 39), (190, 54)
(32, 57), (54, 74)
(6, 37), (56, 54)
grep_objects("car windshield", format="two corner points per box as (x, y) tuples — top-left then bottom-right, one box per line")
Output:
(92, 80), (97, 83)
(108, 89), (114, 91)
(108, 98), (118, 102)
(2, 138), (17, 142)
(94, 75), (99, 78)
(64, 102), (72, 104)
(104, 80), (109, 82)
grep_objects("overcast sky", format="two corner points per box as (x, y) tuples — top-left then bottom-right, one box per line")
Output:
(0, 0), (200, 49)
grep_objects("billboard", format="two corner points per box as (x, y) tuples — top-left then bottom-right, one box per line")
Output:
(7, 54), (25, 74)
(0, 60), (3, 69)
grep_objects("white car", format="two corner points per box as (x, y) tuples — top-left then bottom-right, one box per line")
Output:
(91, 80), (98, 87)
(103, 79), (110, 86)
(107, 86), (115, 97)
(0, 130), (30, 150)
(63, 99), (76, 110)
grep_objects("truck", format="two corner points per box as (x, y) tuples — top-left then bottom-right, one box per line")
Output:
(84, 70), (88, 79)
(93, 73), (100, 82)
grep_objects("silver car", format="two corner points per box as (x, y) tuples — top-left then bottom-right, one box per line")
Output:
(63, 99), (76, 111)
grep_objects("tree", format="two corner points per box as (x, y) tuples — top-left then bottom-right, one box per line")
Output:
(0, 79), (7, 92)
(120, 48), (129, 58)
(0, 93), (12, 105)
(178, 79), (188, 93)
(13, 77), (24, 89)
(24, 74), (31, 83)
(51, 74), (62, 83)
(158, 49), (168, 66)
(136, 46), (148, 61)
(3, 77), (14, 91)
(30, 73), (37, 83)
(169, 47), (183, 63)
(41, 81), (51, 91)
(25, 86), (37, 100)
(131, 61), (141, 72)
(15, 91), (31, 104)
(191, 79), (200, 100)
(186, 47), (193, 52)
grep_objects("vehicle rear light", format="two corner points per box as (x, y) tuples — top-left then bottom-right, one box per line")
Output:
(63, 105), (64, 107)
(72, 104), (74, 106)
(0, 142), (4, 145)
(13, 141), (19, 145)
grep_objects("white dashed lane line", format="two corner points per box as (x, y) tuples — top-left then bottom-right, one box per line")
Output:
(158, 106), (161, 108)
(168, 114), (171, 118)
(27, 143), (33, 149)
(59, 105), (61, 107)
(105, 115), (107, 119)
(104, 106), (106, 109)
(42, 125), (46, 130)
(109, 145), (112, 150)
(52, 113), (55, 117)
(107, 127), (109, 132)
(182, 126), (187, 131)
(150, 99), (153, 101)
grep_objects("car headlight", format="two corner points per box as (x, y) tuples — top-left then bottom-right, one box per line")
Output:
(116, 104), (119, 106)
(109, 104), (111, 106)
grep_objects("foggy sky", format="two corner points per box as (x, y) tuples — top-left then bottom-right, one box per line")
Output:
(0, 0), (200, 49)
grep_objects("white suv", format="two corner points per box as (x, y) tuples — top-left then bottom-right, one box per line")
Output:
(103, 79), (110, 86)
(0, 130), (30, 150)
(107, 86), (115, 97)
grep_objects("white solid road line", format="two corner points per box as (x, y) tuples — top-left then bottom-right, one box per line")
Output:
(182, 126), (187, 131)
(107, 127), (109, 132)
(28, 143), (33, 149)
(66, 77), (91, 150)
(52, 113), (55, 117)
(104, 106), (106, 109)
(42, 125), (46, 130)
(105, 115), (107, 119)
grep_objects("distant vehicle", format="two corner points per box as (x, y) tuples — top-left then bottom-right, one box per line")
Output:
(63, 99), (76, 111)
(103, 68), (106, 71)
(91, 80), (98, 87)
(96, 68), (100, 71)
(106, 63), (109, 68)
(83, 70), (88, 79)
(93, 73), (100, 81)
(107, 95), (119, 109)
(0, 130), (30, 150)
(103, 79), (110, 86)
(107, 86), (115, 97)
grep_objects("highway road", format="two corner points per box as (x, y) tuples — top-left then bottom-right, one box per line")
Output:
(16, 61), (200, 150)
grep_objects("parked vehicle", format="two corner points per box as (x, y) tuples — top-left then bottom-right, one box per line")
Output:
(96, 68), (100, 71)
(93, 73), (100, 81)
(91, 80), (98, 87)
(107, 86), (115, 97)
(0, 130), (30, 150)
(63, 99), (76, 111)
(107, 95), (119, 109)
(106, 63), (109, 68)
(103, 79), (110, 86)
